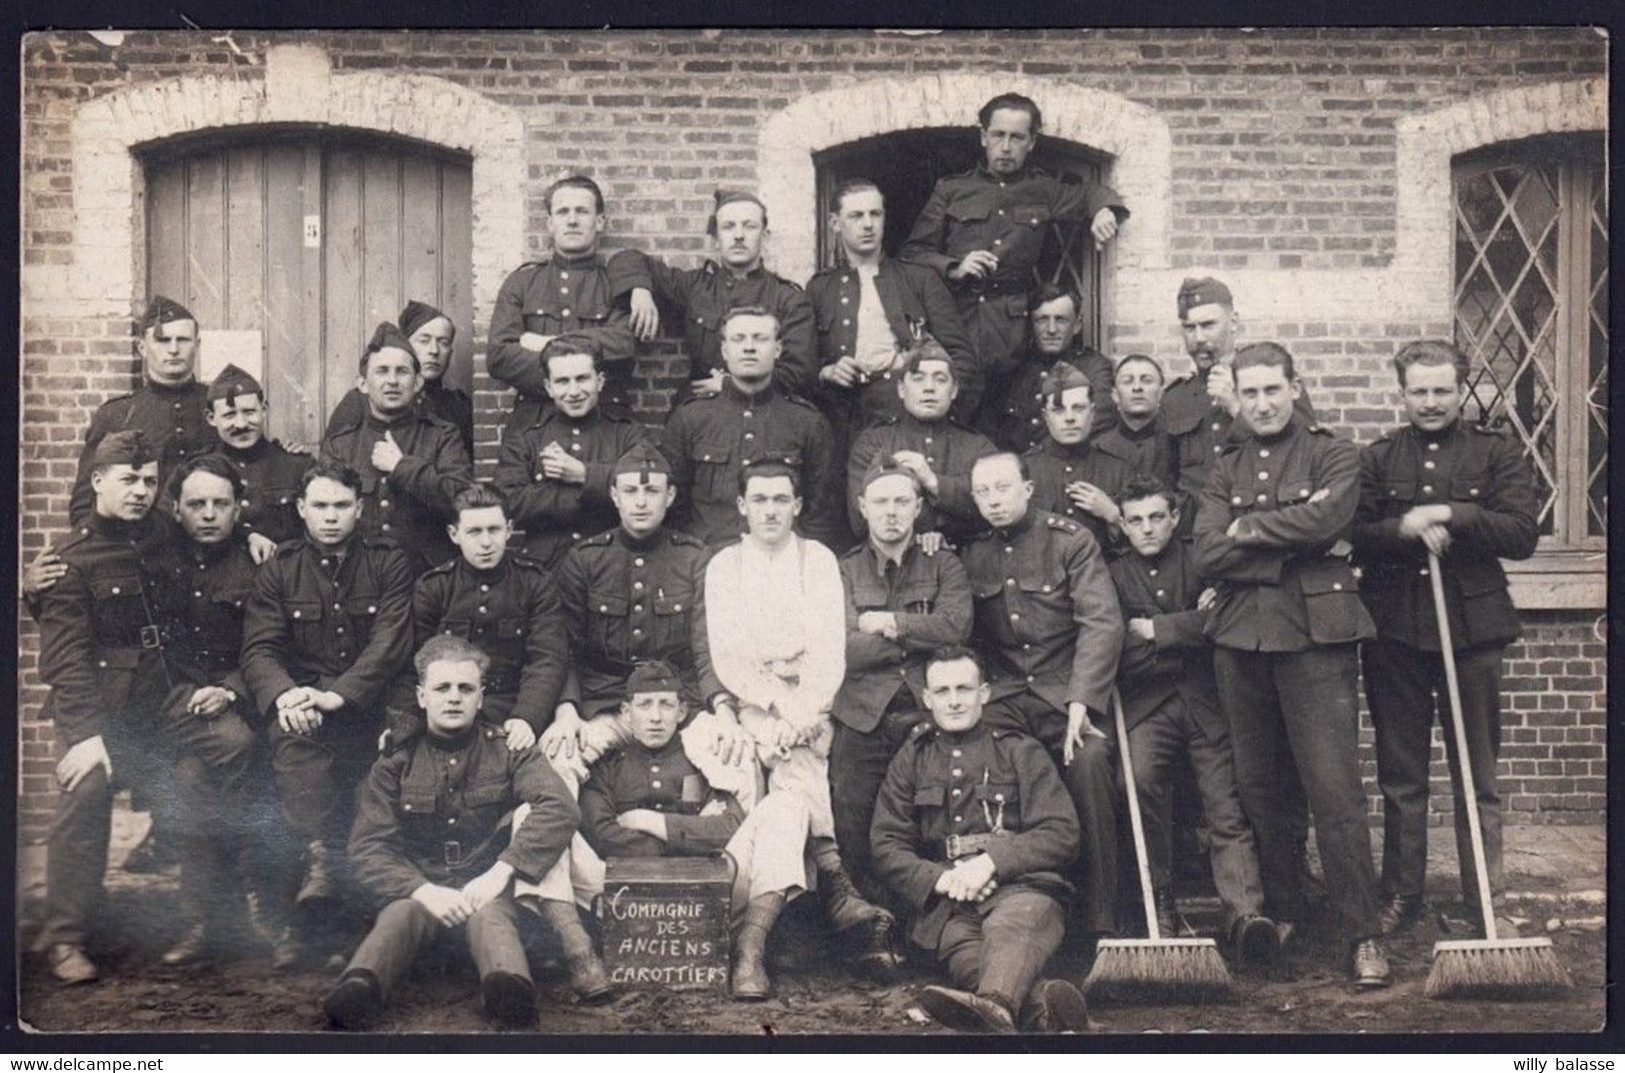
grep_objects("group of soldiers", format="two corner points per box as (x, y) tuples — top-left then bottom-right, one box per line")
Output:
(24, 90), (1539, 1035)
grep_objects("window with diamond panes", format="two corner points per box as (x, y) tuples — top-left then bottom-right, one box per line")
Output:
(1453, 134), (1607, 548)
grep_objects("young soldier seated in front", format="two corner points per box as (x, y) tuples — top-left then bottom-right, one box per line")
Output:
(323, 635), (580, 1031)
(575, 660), (815, 1001)
(871, 645), (1089, 1034)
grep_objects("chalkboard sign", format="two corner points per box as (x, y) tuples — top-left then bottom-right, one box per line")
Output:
(597, 855), (734, 992)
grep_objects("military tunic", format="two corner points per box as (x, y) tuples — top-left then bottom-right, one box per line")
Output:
(412, 554), (569, 733)
(870, 720), (1078, 1010)
(1023, 436), (1133, 557)
(1353, 419), (1539, 910)
(320, 408), (474, 576)
(1163, 369), (1318, 509)
(846, 414), (998, 547)
(241, 534), (415, 844)
(208, 439), (314, 549)
(988, 343), (1116, 454)
(329, 380), (475, 456)
(1090, 417), (1181, 500)
(1191, 415), (1381, 938)
(805, 255), (977, 430)
(617, 252), (816, 397)
(69, 380), (214, 528)
(578, 738), (744, 859)
(899, 163), (1128, 419)
(660, 380), (841, 547)
(486, 253), (649, 424)
(831, 541), (974, 887)
(492, 407), (651, 569)
(556, 526), (712, 717)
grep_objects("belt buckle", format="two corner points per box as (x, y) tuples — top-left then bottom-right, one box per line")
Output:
(139, 625), (163, 650)
(945, 834), (965, 860)
(443, 841), (462, 867)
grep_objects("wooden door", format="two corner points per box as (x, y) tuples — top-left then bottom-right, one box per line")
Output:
(144, 131), (473, 446)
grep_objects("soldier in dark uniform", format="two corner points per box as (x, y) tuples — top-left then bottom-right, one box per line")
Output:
(491, 335), (651, 569)
(832, 458), (973, 901)
(1192, 342), (1390, 987)
(149, 456), (275, 967)
(1353, 340), (1539, 936)
(328, 301), (474, 455)
(989, 286), (1116, 453)
(241, 460), (415, 959)
(1095, 352), (1180, 492)
(1108, 475), (1277, 959)
(660, 305), (841, 547)
(410, 484), (568, 749)
(320, 322), (474, 576)
(871, 645), (1088, 1034)
(900, 93), (1128, 425)
(576, 661), (813, 1001)
(66, 296), (214, 529)
(1023, 363), (1132, 556)
(961, 451), (1124, 949)
(202, 364), (314, 563)
(808, 179), (975, 436)
(487, 175), (651, 423)
(28, 432), (224, 984)
(542, 443), (727, 765)
(846, 341), (998, 548)
(618, 189), (816, 400)
(322, 634), (580, 1030)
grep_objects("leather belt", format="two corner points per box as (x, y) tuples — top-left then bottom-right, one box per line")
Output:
(945, 831), (1006, 860)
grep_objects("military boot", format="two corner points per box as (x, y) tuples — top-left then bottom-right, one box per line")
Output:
(537, 898), (613, 1003)
(295, 841), (340, 910)
(731, 892), (784, 1001)
(817, 856), (900, 980)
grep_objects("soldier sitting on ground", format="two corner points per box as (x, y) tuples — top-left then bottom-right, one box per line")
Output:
(324, 634), (579, 1031)
(871, 644), (1089, 1034)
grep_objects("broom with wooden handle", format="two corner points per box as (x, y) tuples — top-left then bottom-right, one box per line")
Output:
(1083, 688), (1231, 1000)
(1423, 549), (1571, 998)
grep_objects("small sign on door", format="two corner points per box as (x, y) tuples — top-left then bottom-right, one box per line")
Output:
(303, 215), (321, 248)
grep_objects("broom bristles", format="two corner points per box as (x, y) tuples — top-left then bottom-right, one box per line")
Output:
(1082, 938), (1233, 1002)
(1425, 938), (1573, 999)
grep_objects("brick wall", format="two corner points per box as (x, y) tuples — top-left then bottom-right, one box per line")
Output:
(17, 28), (1608, 837)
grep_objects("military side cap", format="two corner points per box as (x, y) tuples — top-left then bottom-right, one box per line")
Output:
(626, 659), (682, 697)
(398, 300), (449, 337)
(360, 322), (417, 372)
(708, 188), (768, 234)
(92, 430), (157, 468)
(900, 335), (956, 379)
(208, 363), (265, 403)
(1039, 361), (1091, 401)
(612, 442), (672, 483)
(138, 294), (197, 333)
(1176, 277), (1233, 317)
(861, 455), (921, 493)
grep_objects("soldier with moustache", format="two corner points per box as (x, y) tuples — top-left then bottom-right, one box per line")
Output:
(1353, 340), (1539, 937)
(901, 93), (1128, 425)
(1192, 342), (1389, 987)
(960, 451), (1124, 950)
(321, 323), (475, 577)
(845, 340), (998, 549)
(1108, 475), (1277, 960)
(618, 189), (816, 401)
(989, 286), (1116, 453)
(660, 305), (842, 548)
(1022, 363), (1133, 557)
(492, 335), (651, 569)
(807, 179), (975, 439)
(201, 364), (314, 564)
(831, 457), (973, 901)
(240, 460), (415, 962)
(487, 175), (651, 424)
(329, 301), (474, 455)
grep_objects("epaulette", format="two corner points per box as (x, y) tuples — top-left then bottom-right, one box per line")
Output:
(809, 262), (843, 279)
(506, 549), (552, 570)
(700, 260), (721, 278)
(667, 529), (705, 548)
(362, 534), (403, 552)
(274, 537), (309, 559)
(988, 725), (1018, 740)
(1044, 513), (1083, 535)
(780, 392), (821, 413)
(1306, 423), (1335, 437)
(419, 410), (460, 433)
(906, 720), (937, 745)
(56, 527), (95, 555)
(419, 557), (458, 578)
(1472, 418), (1509, 437)
(577, 529), (617, 549)
(771, 273), (804, 294)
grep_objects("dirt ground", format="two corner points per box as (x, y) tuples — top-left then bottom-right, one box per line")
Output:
(15, 843), (1606, 1039)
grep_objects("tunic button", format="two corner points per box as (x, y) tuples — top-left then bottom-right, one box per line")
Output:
(632, 628), (643, 637)
(634, 558), (644, 567)
(744, 432), (754, 440)
(1214, 445), (1223, 454)
(951, 749), (962, 758)
(842, 319), (851, 326)
(634, 581), (644, 591)
(951, 768), (962, 777)
(1332, 583), (1343, 591)
(742, 411), (752, 419)
(479, 606), (488, 614)
(1423, 460), (1435, 470)
(449, 758), (457, 766)
(562, 308), (571, 318)
(651, 780), (662, 789)
(561, 271), (569, 280)
(1010, 613), (1020, 621)
(1256, 493), (1268, 502)
(993, 239), (1002, 246)
(1427, 442), (1439, 451)
(1148, 569), (1157, 577)
(382, 523), (391, 531)
(599, 605), (609, 612)
(924, 437), (933, 446)
(481, 585), (489, 593)
(1259, 449), (1270, 459)
(1003, 547), (1012, 554)
(194, 590), (202, 597)
(952, 788), (962, 796)
(380, 500), (390, 508)
(448, 817), (456, 825)
(1065, 466), (1073, 474)
(1257, 472), (1268, 481)
(111, 586), (120, 594)
(1006, 578), (1015, 586)
(1422, 485), (1433, 494)
(840, 297), (849, 304)
(634, 605), (643, 614)
(368, 606), (377, 614)
(651, 765), (660, 773)
(1155, 589), (1165, 598)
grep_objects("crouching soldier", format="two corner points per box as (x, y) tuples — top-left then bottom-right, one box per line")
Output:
(324, 635), (580, 1030)
(578, 661), (813, 1000)
(871, 645), (1089, 1034)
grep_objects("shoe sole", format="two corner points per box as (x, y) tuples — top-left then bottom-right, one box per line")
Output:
(1238, 919), (1281, 965)
(482, 973), (537, 1028)
(917, 986), (1013, 1034)
(322, 978), (381, 1030)
(1034, 980), (1091, 1033)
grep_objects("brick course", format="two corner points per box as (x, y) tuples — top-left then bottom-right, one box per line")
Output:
(17, 28), (1608, 837)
